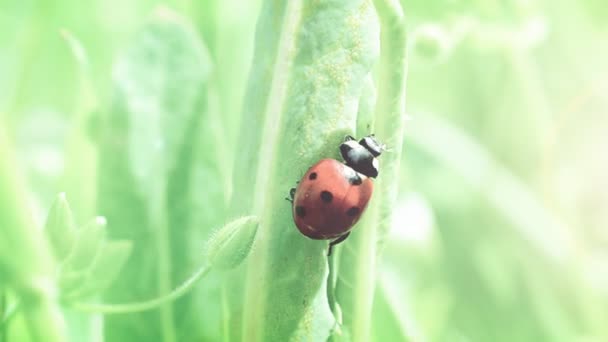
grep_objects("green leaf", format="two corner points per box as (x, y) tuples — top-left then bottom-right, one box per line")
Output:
(289, 266), (337, 342)
(113, 9), (211, 191)
(236, 1), (380, 341)
(44, 193), (77, 260)
(71, 241), (133, 299)
(205, 216), (259, 270)
(356, 75), (378, 135)
(98, 6), (215, 340)
(62, 217), (107, 272)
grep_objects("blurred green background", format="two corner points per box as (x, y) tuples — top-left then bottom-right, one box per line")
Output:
(2, 0), (608, 341)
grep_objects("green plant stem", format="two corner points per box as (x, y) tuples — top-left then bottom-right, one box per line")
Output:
(59, 29), (98, 221)
(73, 264), (210, 314)
(221, 285), (230, 342)
(350, 203), (380, 342)
(349, 1), (408, 341)
(0, 127), (67, 342)
(372, 0), (409, 223)
(150, 189), (176, 342)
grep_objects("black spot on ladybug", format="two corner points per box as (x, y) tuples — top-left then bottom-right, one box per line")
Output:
(309, 172), (317, 180)
(349, 174), (362, 185)
(320, 191), (333, 203)
(296, 206), (307, 217)
(346, 207), (360, 217)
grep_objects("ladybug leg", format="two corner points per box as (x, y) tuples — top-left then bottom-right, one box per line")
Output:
(327, 232), (351, 256)
(285, 187), (296, 203)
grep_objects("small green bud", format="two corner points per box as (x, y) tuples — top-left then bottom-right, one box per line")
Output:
(410, 23), (452, 63)
(44, 193), (77, 260)
(205, 216), (259, 270)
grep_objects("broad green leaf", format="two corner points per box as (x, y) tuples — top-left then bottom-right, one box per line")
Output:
(356, 75), (378, 135)
(98, 6), (215, 341)
(236, 1), (380, 341)
(290, 266), (336, 342)
(43, 193), (77, 260)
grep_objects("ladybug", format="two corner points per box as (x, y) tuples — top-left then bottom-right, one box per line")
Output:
(287, 134), (385, 255)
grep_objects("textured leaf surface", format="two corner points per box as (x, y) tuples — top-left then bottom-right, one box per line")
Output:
(235, 1), (380, 341)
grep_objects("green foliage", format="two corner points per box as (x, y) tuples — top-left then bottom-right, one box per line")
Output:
(233, 1), (384, 341)
(40, 193), (133, 302)
(96, 7), (218, 341)
(3, 0), (608, 341)
(43, 193), (78, 260)
(0, 128), (67, 342)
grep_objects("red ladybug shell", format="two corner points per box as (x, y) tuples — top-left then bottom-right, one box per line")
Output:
(292, 158), (374, 240)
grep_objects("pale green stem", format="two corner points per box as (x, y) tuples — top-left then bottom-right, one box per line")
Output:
(59, 29), (98, 221)
(350, 203), (380, 342)
(73, 264), (210, 314)
(349, 1), (408, 341)
(221, 285), (230, 342)
(151, 187), (176, 342)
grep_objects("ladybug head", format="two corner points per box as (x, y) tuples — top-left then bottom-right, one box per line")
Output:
(359, 134), (385, 157)
(339, 134), (385, 178)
